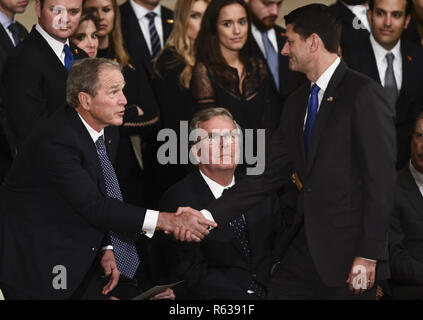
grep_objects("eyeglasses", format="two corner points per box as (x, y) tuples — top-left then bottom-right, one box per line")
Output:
(197, 132), (240, 146)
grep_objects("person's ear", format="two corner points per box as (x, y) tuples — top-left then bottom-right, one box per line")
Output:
(78, 92), (92, 111)
(404, 13), (411, 30)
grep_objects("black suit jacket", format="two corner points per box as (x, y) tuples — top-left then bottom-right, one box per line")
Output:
(329, 1), (371, 59)
(388, 166), (423, 299)
(205, 61), (396, 287)
(154, 170), (284, 299)
(342, 37), (423, 169)
(1, 26), (87, 149)
(120, 2), (173, 75)
(0, 106), (146, 299)
(0, 21), (28, 181)
(251, 25), (305, 104)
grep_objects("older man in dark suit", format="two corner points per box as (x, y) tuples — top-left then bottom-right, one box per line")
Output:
(154, 107), (285, 299)
(388, 112), (423, 299)
(0, 0), (28, 182)
(0, 58), (216, 300)
(192, 4), (397, 299)
(2, 0), (87, 151)
(342, 0), (423, 169)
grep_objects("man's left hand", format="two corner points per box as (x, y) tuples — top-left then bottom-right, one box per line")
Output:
(346, 257), (376, 294)
(100, 249), (120, 295)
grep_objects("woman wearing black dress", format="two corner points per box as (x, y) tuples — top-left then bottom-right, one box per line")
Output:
(191, 0), (282, 143)
(153, 0), (210, 194)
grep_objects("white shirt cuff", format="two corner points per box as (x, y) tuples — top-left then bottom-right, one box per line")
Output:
(101, 245), (113, 251)
(142, 209), (159, 238)
(200, 209), (215, 230)
(361, 257), (377, 263)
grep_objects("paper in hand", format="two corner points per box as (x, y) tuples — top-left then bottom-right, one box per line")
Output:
(131, 280), (184, 300)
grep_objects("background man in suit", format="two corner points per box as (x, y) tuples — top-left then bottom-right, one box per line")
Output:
(1, 0), (87, 151)
(342, 0), (423, 169)
(0, 0), (28, 183)
(191, 4), (396, 299)
(120, 0), (173, 74)
(388, 112), (423, 299)
(246, 0), (303, 103)
(155, 107), (284, 299)
(329, 0), (371, 58)
(0, 58), (216, 300)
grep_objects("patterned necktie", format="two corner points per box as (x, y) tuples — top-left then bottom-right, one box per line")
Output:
(223, 187), (266, 298)
(384, 52), (399, 105)
(146, 12), (161, 58)
(303, 84), (320, 158)
(95, 136), (140, 279)
(7, 22), (21, 46)
(63, 44), (74, 71)
(261, 31), (279, 90)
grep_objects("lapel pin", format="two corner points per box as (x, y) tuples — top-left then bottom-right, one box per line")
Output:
(74, 48), (79, 54)
(108, 139), (112, 145)
(280, 32), (286, 37)
(327, 96), (334, 102)
(407, 56), (413, 61)
(166, 19), (174, 24)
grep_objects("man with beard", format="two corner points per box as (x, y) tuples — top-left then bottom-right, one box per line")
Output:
(329, 0), (371, 59)
(245, 0), (303, 104)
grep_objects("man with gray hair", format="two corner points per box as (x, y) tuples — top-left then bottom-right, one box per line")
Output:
(0, 58), (216, 300)
(153, 107), (285, 299)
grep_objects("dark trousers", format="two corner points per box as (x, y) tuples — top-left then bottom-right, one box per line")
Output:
(269, 224), (377, 300)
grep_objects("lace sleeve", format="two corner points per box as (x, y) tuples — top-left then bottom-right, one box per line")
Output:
(190, 62), (216, 109)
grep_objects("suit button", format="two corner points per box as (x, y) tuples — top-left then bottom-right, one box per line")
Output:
(91, 247), (97, 252)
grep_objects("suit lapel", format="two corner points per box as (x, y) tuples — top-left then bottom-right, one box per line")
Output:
(0, 25), (14, 53)
(399, 41), (413, 98)
(363, 39), (381, 83)
(400, 167), (423, 220)
(67, 107), (107, 194)
(294, 84), (311, 175)
(306, 62), (347, 174)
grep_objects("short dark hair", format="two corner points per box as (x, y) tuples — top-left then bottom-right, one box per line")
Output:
(413, 112), (423, 133)
(369, 0), (412, 16)
(284, 4), (341, 54)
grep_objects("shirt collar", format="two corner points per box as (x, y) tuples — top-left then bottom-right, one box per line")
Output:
(77, 113), (104, 144)
(369, 33), (401, 64)
(0, 10), (15, 29)
(410, 160), (423, 188)
(35, 23), (70, 57)
(129, 0), (161, 20)
(314, 56), (341, 92)
(199, 169), (235, 199)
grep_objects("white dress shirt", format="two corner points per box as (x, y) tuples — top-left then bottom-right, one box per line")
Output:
(341, 0), (371, 32)
(251, 24), (279, 59)
(129, 0), (164, 55)
(35, 23), (70, 66)
(409, 160), (423, 197)
(369, 33), (403, 90)
(0, 10), (18, 46)
(303, 57), (341, 128)
(78, 114), (159, 239)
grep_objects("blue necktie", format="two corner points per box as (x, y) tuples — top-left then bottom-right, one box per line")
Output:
(7, 22), (21, 46)
(303, 84), (320, 158)
(262, 31), (279, 91)
(63, 44), (74, 71)
(146, 12), (161, 58)
(95, 136), (140, 279)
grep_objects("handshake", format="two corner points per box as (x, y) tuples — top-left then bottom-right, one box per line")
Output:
(156, 207), (217, 242)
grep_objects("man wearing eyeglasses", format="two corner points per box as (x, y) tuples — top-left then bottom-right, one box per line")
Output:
(151, 107), (286, 299)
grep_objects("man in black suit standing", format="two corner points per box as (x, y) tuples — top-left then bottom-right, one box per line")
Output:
(155, 107), (284, 299)
(0, 58), (216, 300)
(329, 0), (371, 58)
(388, 112), (423, 299)
(342, 0), (423, 169)
(2, 0), (87, 151)
(245, 0), (302, 103)
(0, 0), (28, 183)
(120, 0), (173, 75)
(191, 4), (396, 299)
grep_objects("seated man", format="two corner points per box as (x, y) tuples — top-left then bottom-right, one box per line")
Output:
(154, 107), (285, 299)
(389, 112), (423, 299)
